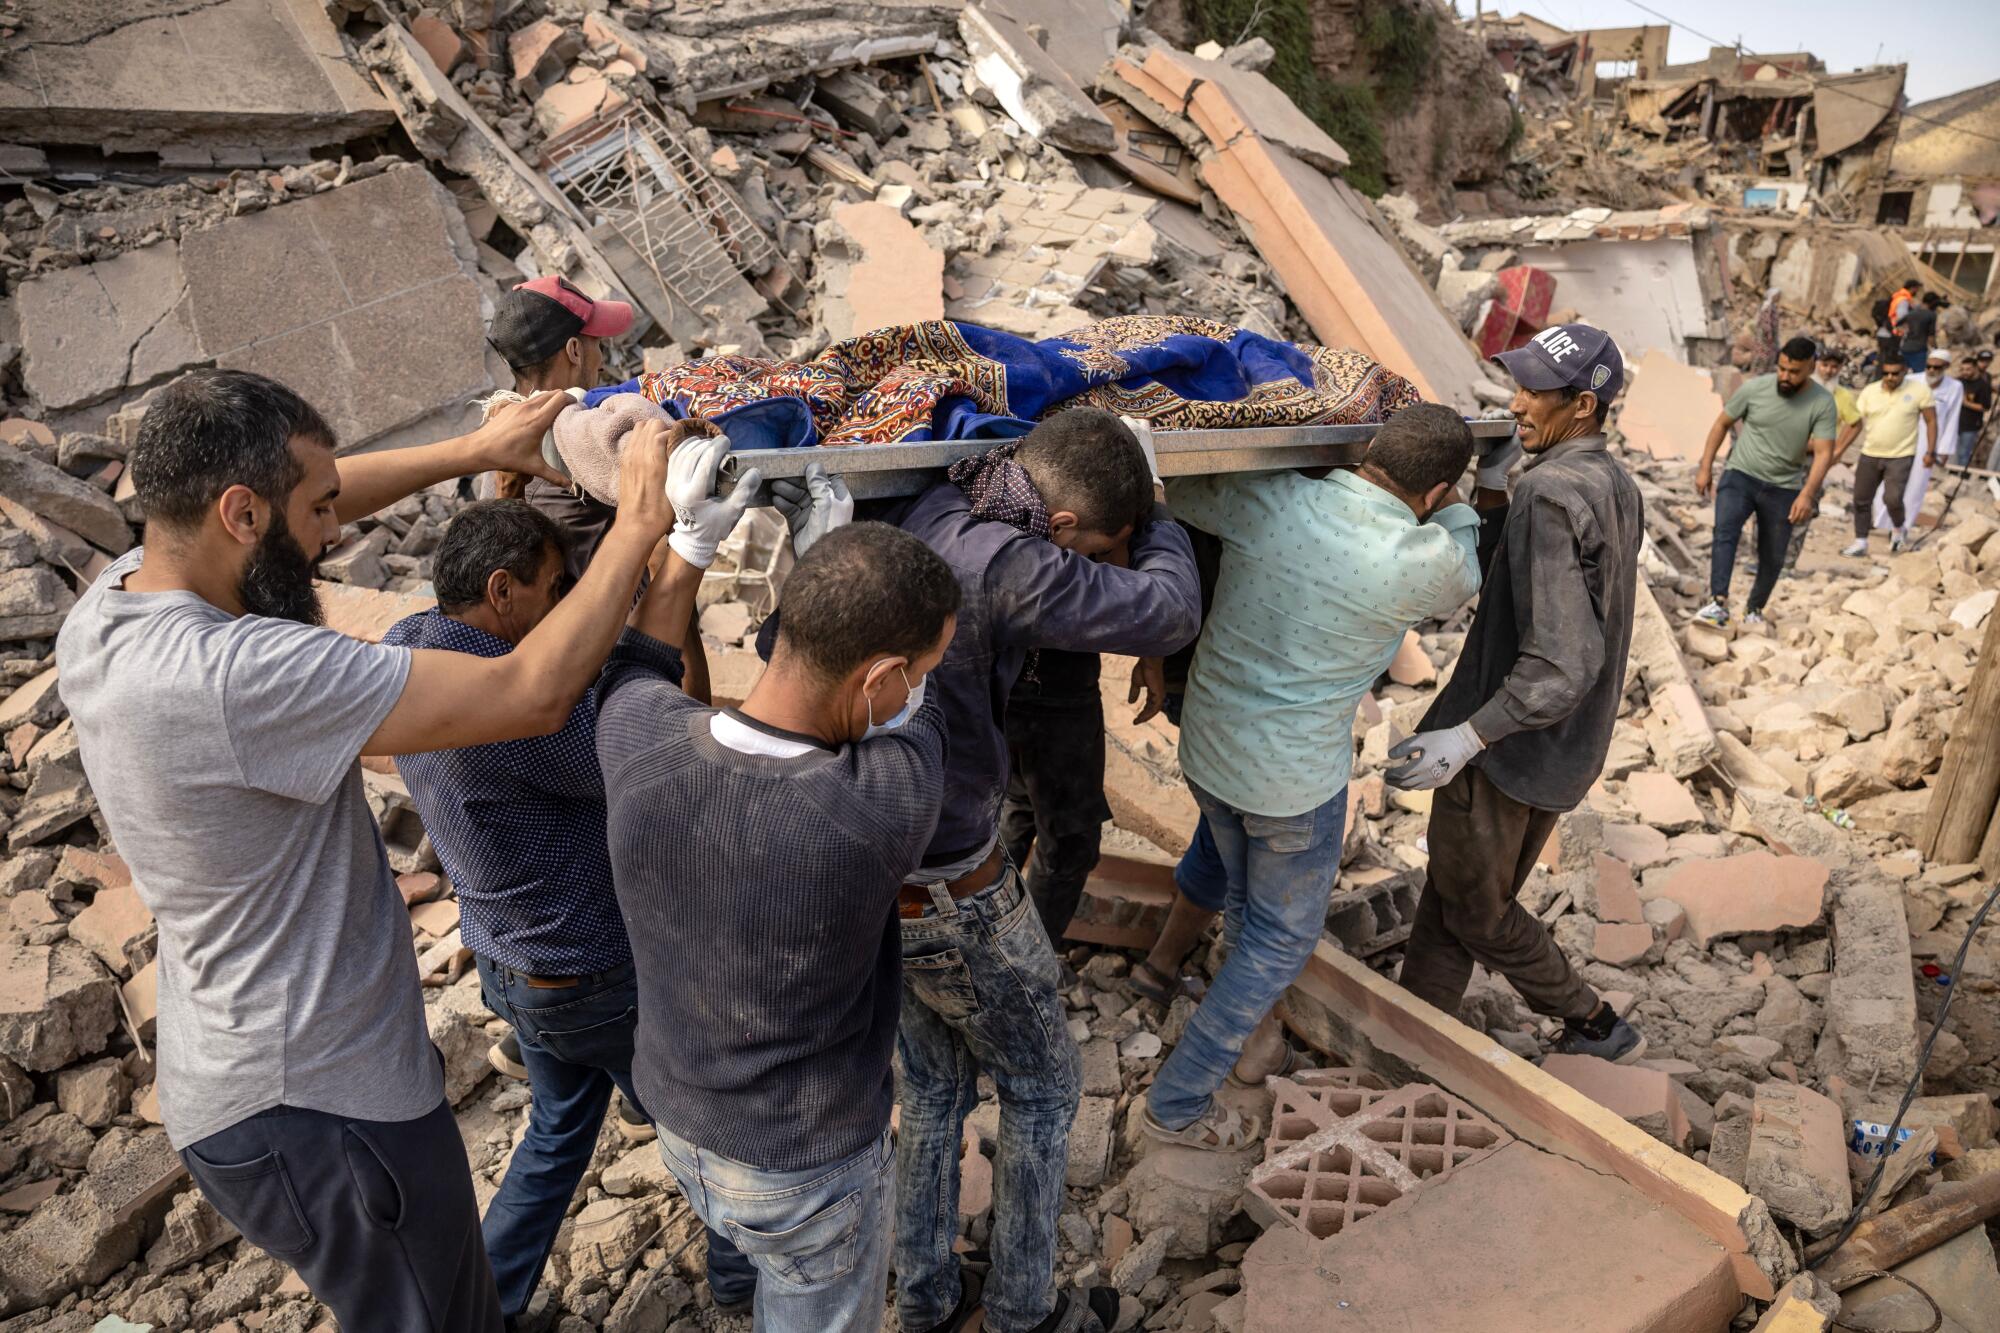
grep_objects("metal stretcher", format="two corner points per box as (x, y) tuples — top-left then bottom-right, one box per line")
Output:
(726, 420), (1520, 500)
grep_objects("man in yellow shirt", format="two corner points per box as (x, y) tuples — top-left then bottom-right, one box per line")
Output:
(1837, 357), (1937, 555)
(1785, 346), (1863, 570)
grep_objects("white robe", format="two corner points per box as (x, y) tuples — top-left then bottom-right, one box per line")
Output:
(1875, 374), (1963, 530)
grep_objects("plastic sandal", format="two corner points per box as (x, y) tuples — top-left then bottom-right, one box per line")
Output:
(1227, 1042), (1304, 1089)
(1123, 960), (1178, 1006)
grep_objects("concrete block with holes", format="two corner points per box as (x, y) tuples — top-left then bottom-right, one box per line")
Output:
(1246, 1072), (1512, 1241)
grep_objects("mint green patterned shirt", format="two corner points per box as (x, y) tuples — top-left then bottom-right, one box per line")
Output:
(1167, 468), (1482, 817)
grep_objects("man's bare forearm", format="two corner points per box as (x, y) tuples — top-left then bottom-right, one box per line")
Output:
(628, 553), (705, 652)
(1801, 439), (1835, 498)
(334, 435), (486, 525)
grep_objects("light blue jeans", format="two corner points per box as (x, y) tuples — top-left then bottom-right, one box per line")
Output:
(1147, 781), (1348, 1129)
(656, 1124), (894, 1333)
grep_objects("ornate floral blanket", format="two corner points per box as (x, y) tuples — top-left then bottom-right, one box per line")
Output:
(580, 315), (1421, 449)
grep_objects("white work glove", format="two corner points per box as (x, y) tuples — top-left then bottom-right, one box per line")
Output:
(665, 436), (763, 569)
(1475, 429), (1524, 491)
(1119, 415), (1162, 485)
(1384, 722), (1485, 791)
(767, 460), (854, 559)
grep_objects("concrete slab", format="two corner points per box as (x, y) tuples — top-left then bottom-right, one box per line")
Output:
(182, 167), (491, 446)
(16, 243), (198, 413)
(0, 0), (392, 153)
(1240, 1142), (1740, 1332)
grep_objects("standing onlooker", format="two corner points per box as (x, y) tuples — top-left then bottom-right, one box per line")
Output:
(1751, 287), (1783, 373)
(1691, 336), (1837, 628)
(1955, 349), (1991, 470)
(1390, 324), (1647, 1064)
(1837, 357), (1938, 555)
(1900, 292), (1941, 372)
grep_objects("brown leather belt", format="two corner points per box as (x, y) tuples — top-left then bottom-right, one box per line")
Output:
(898, 846), (1005, 919)
(523, 975), (579, 989)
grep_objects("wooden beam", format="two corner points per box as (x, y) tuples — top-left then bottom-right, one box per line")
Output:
(1921, 605), (2000, 863)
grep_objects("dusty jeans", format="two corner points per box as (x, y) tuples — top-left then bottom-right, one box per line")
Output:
(1398, 764), (1598, 1022)
(896, 862), (1081, 1333)
(658, 1125), (894, 1333)
(1146, 782), (1347, 1129)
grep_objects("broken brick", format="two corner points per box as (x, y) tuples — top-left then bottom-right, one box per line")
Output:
(1651, 851), (1828, 946)
(1540, 1054), (1691, 1149)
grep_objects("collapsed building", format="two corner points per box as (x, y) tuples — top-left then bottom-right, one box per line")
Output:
(0, 2), (1998, 1332)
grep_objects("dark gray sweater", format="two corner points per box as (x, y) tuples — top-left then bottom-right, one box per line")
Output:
(596, 629), (946, 1170)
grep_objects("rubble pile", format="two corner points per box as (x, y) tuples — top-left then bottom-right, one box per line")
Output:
(0, 0), (1998, 1330)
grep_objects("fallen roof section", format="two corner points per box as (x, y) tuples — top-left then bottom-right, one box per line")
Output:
(0, 0), (392, 155)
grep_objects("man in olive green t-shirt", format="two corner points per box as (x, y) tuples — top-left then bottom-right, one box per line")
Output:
(1693, 336), (1837, 627)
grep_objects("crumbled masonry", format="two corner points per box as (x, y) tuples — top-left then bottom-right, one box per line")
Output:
(0, 1), (1998, 1330)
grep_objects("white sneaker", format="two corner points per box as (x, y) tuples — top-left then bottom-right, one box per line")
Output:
(1889, 531), (1909, 553)
(1692, 599), (1730, 628)
(1743, 610), (1768, 630)
(1841, 538), (1869, 557)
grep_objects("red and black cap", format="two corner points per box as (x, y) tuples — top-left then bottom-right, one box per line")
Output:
(486, 275), (634, 370)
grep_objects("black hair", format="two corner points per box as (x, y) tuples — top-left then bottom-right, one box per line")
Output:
(1554, 383), (1612, 427)
(1779, 336), (1819, 363)
(129, 369), (334, 528)
(1816, 346), (1846, 364)
(1908, 280), (1925, 292)
(776, 522), (961, 679)
(1015, 407), (1154, 537)
(1923, 292), (1943, 307)
(1366, 403), (1474, 494)
(432, 500), (567, 613)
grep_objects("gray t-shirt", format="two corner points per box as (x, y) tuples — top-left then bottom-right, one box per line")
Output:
(56, 550), (439, 1148)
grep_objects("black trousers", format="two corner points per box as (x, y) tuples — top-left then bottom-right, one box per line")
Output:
(1000, 689), (1113, 944)
(181, 1098), (501, 1332)
(1399, 765), (1597, 1023)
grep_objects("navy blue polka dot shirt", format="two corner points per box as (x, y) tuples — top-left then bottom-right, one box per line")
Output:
(383, 609), (650, 976)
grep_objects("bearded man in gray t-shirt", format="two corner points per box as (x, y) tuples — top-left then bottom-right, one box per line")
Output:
(56, 366), (707, 1331)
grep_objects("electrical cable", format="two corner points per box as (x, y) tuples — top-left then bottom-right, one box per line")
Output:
(1606, 0), (2000, 150)
(1806, 874), (2000, 1266)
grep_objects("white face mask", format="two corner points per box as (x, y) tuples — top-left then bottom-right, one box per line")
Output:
(862, 667), (924, 740)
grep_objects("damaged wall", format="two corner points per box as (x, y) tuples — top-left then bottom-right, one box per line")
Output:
(13, 165), (500, 447)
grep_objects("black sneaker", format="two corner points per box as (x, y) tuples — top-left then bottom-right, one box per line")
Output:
(614, 1095), (657, 1143)
(1549, 1015), (1648, 1065)
(489, 1033), (529, 1080)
